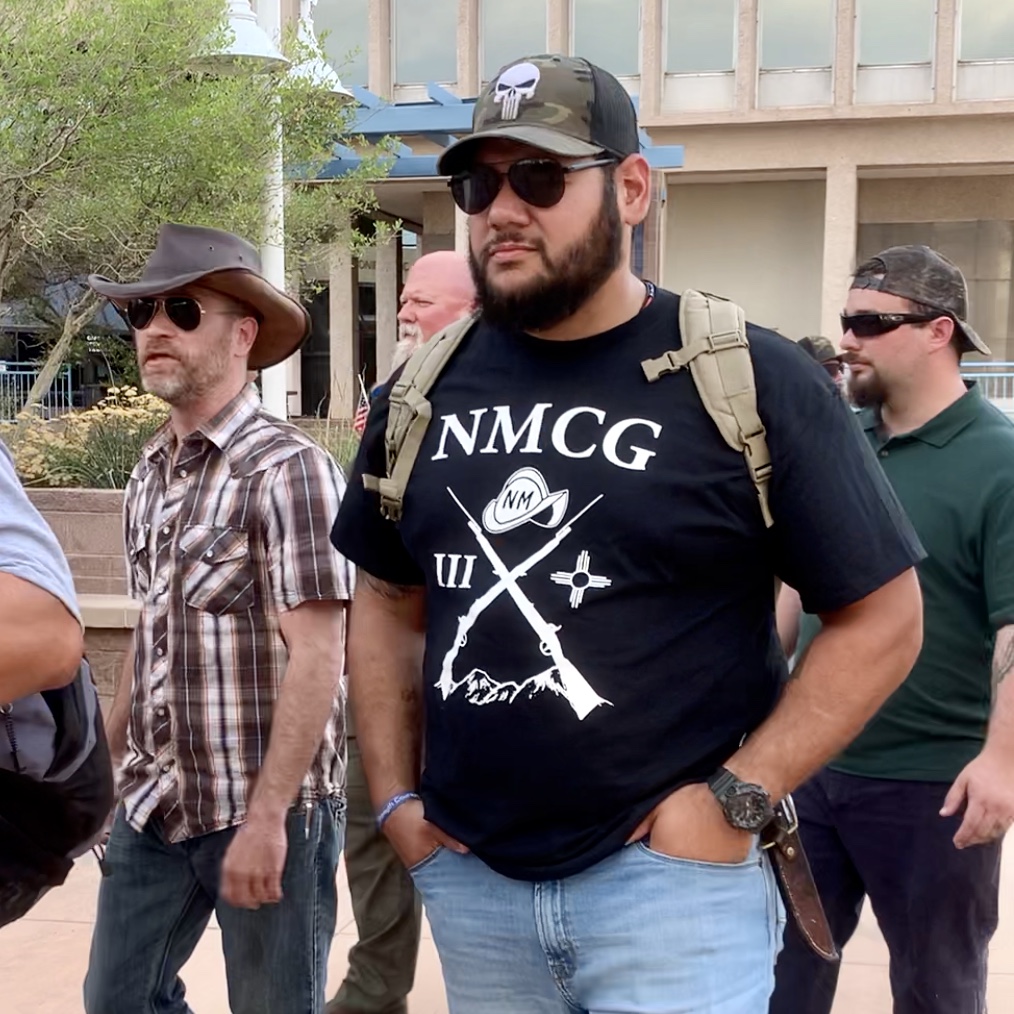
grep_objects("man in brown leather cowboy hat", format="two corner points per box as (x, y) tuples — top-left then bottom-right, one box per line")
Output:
(83, 224), (354, 1013)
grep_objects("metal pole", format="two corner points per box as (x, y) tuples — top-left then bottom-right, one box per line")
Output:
(255, 0), (289, 420)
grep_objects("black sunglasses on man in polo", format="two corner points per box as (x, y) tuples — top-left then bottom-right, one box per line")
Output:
(839, 311), (948, 339)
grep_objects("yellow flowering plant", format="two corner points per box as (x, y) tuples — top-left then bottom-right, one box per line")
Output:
(1, 387), (168, 488)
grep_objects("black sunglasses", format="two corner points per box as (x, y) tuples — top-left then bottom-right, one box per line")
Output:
(448, 157), (618, 215)
(121, 296), (251, 333)
(839, 312), (942, 339)
(822, 360), (845, 379)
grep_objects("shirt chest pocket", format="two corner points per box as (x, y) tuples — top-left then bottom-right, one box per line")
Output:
(178, 525), (256, 615)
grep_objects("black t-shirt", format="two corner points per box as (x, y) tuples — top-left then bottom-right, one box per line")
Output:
(333, 288), (922, 881)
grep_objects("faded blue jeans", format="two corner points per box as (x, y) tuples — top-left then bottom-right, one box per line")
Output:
(84, 799), (343, 1014)
(410, 841), (785, 1014)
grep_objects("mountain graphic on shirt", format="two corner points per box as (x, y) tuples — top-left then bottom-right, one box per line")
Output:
(450, 667), (569, 706)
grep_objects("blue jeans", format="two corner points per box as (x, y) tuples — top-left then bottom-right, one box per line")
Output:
(84, 799), (344, 1014)
(409, 841), (784, 1013)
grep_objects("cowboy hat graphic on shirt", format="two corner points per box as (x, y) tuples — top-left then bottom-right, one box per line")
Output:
(481, 467), (570, 534)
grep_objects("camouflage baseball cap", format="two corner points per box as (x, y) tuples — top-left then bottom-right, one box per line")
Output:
(798, 336), (844, 364)
(851, 244), (990, 356)
(436, 54), (640, 176)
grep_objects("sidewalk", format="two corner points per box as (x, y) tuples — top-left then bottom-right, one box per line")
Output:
(2, 845), (1011, 1013)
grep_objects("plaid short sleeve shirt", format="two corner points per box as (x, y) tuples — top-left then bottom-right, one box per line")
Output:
(120, 385), (353, 842)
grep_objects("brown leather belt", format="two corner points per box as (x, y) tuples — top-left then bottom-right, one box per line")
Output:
(760, 795), (839, 962)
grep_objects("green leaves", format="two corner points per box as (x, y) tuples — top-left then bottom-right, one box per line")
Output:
(1, 0), (390, 321)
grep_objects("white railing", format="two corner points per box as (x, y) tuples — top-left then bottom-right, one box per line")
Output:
(0, 363), (75, 422)
(962, 362), (1014, 418)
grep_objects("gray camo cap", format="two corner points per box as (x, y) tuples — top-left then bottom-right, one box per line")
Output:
(851, 244), (990, 356)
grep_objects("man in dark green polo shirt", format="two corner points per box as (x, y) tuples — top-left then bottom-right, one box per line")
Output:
(771, 245), (1014, 1014)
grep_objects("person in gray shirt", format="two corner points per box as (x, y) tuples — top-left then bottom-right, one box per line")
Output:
(0, 439), (83, 699)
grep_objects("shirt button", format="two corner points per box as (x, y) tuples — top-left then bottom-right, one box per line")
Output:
(205, 551), (214, 559)
(156, 707), (168, 718)
(161, 526), (171, 536)
(178, 469), (187, 478)
(156, 647), (165, 658)
(161, 762), (172, 773)
(880, 450), (889, 458)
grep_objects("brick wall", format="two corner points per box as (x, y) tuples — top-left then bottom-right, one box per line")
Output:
(29, 489), (131, 705)
(28, 489), (127, 597)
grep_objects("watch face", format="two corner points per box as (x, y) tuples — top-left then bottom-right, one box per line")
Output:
(725, 785), (774, 831)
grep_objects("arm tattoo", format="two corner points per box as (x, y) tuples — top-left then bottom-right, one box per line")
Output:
(359, 569), (420, 601)
(993, 626), (1014, 687)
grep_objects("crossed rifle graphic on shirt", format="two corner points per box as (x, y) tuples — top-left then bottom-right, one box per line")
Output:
(437, 488), (612, 720)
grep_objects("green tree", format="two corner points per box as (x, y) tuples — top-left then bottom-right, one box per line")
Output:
(0, 0), (393, 410)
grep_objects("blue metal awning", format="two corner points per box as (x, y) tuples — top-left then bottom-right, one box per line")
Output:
(321, 83), (683, 180)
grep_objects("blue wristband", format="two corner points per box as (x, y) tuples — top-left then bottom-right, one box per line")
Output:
(376, 791), (421, 829)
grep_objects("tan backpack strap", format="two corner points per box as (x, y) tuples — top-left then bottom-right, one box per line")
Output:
(362, 312), (479, 521)
(641, 290), (773, 528)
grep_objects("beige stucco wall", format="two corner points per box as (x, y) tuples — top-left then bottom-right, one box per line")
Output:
(858, 176), (1014, 223)
(665, 180), (827, 338)
(652, 116), (1014, 175)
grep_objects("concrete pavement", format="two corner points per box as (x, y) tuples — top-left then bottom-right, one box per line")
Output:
(2, 845), (1011, 1013)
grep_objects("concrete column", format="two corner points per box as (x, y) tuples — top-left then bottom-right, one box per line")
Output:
(285, 353), (302, 417)
(455, 206), (470, 254)
(547, 0), (570, 54)
(280, 0), (299, 29)
(820, 161), (859, 341)
(833, 0), (856, 107)
(285, 267), (303, 417)
(641, 0), (663, 117)
(458, 0), (479, 94)
(735, 0), (759, 114)
(328, 242), (358, 420)
(935, 0), (958, 104)
(375, 235), (400, 379)
(421, 191), (457, 255)
(369, 0), (393, 97)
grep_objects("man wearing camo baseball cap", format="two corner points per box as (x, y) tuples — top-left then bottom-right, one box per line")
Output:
(849, 244), (990, 353)
(798, 335), (847, 392)
(336, 52), (925, 1014)
(772, 244), (1014, 1014)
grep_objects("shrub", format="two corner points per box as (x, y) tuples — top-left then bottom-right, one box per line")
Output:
(0, 387), (363, 488)
(2, 386), (168, 488)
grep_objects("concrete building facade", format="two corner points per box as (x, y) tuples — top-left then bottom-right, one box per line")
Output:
(298, 0), (1014, 415)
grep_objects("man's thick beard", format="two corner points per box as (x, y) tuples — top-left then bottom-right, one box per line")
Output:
(847, 370), (887, 410)
(470, 179), (623, 333)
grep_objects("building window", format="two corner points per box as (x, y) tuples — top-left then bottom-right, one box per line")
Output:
(666, 0), (737, 74)
(960, 0), (1014, 62)
(573, 0), (640, 77)
(481, 0), (547, 82)
(393, 0), (457, 85)
(759, 0), (834, 70)
(312, 0), (369, 88)
(857, 0), (934, 67)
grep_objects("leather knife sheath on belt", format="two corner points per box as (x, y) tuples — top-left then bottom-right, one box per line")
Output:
(761, 796), (840, 962)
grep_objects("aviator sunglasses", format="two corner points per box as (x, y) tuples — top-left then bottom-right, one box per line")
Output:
(449, 156), (618, 215)
(121, 296), (250, 332)
(839, 311), (944, 339)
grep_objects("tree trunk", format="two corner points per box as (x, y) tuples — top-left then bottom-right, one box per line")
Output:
(21, 296), (98, 416)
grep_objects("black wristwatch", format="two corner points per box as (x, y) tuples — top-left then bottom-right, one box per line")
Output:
(707, 767), (775, 833)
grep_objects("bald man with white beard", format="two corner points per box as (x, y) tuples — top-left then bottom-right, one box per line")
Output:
(390, 251), (477, 375)
(327, 249), (475, 1014)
